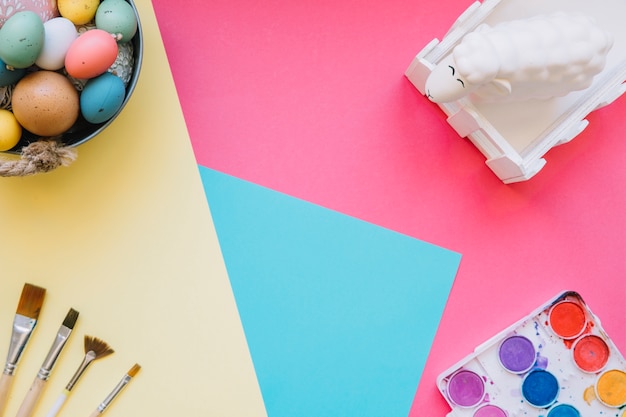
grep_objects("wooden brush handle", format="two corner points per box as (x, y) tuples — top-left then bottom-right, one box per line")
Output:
(15, 377), (46, 417)
(88, 409), (102, 417)
(0, 373), (15, 417)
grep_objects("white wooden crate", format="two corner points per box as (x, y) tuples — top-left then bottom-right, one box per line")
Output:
(405, 0), (626, 183)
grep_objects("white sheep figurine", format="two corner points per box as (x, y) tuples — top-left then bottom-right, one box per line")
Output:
(425, 12), (614, 103)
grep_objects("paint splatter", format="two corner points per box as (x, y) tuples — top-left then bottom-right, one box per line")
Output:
(584, 385), (597, 405)
(536, 354), (549, 369)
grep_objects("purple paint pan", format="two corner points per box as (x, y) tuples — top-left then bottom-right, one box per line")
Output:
(498, 335), (536, 374)
(447, 369), (485, 408)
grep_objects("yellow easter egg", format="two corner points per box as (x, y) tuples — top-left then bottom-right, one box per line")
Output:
(58, 0), (101, 25)
(0, 109), (22, 151)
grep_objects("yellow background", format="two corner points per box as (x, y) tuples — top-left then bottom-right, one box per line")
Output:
(0, 1), (267, 416)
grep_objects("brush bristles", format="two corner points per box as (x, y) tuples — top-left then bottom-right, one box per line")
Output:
(84, 335), (114, 359)
(16, 283), (46, 319)
(127, 363), (141, 377)
(62, 308), (80, 329)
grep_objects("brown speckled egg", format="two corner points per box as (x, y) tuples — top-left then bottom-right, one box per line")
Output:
(12, 71), (79, 137)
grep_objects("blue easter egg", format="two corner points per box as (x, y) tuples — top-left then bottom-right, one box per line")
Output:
(80, 72), (126, 124)
(0, 59), (25, 86)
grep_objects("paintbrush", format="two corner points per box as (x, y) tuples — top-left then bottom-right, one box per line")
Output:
(15, 308), (79, 417)
(0, 283), (46, 417)
(45, 336), (114, 417)
(88, 363), (140, 417)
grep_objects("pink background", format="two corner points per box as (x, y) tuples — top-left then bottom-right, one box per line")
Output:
(152, 0), (626, 415)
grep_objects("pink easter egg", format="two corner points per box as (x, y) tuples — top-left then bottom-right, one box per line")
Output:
(0, 0), (59, 27)
(65, 29), (119, 79)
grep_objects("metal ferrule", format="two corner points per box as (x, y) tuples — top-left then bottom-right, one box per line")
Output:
(97, 375), (131, 412)
(37, 325), (72, 380)
(65, 351), (96, 391)
(4, 314), (37, 375)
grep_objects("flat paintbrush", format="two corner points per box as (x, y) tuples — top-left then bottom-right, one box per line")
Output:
(45, 336), (114, 417)
(0, 283), (46, 417)
(88, 363), (140, 417)
(15, 308), (79, 417)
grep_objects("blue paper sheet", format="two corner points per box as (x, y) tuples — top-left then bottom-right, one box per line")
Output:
(199, 167), (461, 417)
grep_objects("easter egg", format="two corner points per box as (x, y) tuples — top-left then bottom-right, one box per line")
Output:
(0, 11), (45, 69)
(80, 72), (125, 123)
(95, 0), (138, 43)
(36, 18), (78, 71)
(58, 0), (101, 25)
(0, 59), (25, 87)
(12, 71), (80, 137)
(0, 0), (59, 27)
(0, 109), (22, 151)
(65, 29), (119, 79)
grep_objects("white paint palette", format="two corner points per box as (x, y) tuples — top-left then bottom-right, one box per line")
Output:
(437, 291), (626, 417)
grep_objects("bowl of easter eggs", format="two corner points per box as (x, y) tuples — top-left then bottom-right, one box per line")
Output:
(0, 0), (142, 155)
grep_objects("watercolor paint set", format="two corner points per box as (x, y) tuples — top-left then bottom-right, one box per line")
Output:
(437, 291), (626, 417)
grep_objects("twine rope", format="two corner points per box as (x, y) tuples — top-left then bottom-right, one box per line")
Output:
(0, 141), (77, 177)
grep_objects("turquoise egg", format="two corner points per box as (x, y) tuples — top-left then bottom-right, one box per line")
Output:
(80, 73), (126, 124)
(0, 58), (25, 86)
(0, 11), (45, 68)
(95, 0), (138, 43)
